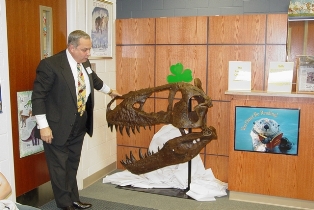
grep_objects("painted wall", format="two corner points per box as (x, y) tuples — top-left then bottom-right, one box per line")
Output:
(67, 0), (118, 190)
(116, 0), (291, 19)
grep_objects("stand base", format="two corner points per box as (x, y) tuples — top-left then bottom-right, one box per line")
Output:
(116, 185), (191, 199)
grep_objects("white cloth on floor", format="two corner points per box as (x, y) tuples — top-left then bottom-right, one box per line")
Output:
(103, 124), (228, 201)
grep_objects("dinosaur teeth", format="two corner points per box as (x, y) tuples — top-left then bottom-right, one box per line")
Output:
(113, 124), (152, 136)
(193, 140), (197, 144)
(121, 148), (156, 166)
(125, 154), (132, 164)
(130, 151), (136, 162)
(119, 126), (124, 135)
(125, 126), (131, 137)
(131, 125), (136, 134)
(107, 123), (113, 132)
(139, 148), (145, 159)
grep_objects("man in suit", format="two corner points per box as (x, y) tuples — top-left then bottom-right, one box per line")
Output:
(32, 30), (120, 210)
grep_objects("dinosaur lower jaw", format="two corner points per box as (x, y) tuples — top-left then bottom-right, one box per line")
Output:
(120, 128), (217, 175)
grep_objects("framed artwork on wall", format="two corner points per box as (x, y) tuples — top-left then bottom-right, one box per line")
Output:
(234, 106), (300, 155)
(288, 0), (314, 20)
(17, 91), (43, 158)
(86, 0), (113, 59)
(296, 55), (314, 93)
(39, 5), (53, 59)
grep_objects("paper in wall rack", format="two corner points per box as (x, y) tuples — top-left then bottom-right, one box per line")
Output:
(228, 61), (251, 91)
(267, 62), (294, 93)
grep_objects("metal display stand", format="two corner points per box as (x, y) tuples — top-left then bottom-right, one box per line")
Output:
(116, 161), (192, 199)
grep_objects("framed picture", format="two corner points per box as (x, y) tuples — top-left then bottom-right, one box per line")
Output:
(86, 0), (113, 59)
(39, 5), (53, 59)
(288, 0), (314, 20)
(234, 106), (300, 155)
(17, 91), (43, 158)
(296, 55), (314, 93)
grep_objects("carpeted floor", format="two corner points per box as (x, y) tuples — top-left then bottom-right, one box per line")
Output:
(38, 170), (304, 210)
(39, 196), (157, 210)
(74, 179), (300, 210)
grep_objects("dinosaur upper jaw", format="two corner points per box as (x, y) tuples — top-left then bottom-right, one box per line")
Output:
(106, 96), (212, 137)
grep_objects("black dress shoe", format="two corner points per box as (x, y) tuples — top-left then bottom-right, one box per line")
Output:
(73, 201), (92, 209)
(61, 206), (75, 210)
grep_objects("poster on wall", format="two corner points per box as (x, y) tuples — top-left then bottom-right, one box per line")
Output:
(86, 0), (113, 59)
(234, 106), (300, 155)
(288, 0), (314, 19)
(17, 91), (43, 158)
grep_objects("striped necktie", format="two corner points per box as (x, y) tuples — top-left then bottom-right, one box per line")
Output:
(77, 63), (86, 116)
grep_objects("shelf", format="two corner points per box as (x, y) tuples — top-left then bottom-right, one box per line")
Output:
(225, 90), (314, 98)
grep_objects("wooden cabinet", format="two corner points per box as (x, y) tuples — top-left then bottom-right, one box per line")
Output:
(227, 93), (314, 201)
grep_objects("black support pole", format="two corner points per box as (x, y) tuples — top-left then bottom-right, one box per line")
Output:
(187, 98), (192, 191)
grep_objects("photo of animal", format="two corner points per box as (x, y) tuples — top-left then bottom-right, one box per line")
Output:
(94, 14), (108, 35)
(235, 106), (299, 155)
(91, 7), (109, 50)
(250, 118), (292, 153)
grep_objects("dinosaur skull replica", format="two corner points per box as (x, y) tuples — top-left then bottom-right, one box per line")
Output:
(106, 78), (217, 175)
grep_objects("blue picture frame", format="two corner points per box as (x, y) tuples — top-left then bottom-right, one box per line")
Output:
(234, 106), (300, 155)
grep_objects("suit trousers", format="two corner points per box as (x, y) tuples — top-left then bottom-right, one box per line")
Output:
(43, 111), (87, 208)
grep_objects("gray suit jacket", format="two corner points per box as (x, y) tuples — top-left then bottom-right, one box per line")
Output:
(31, 50), (104, 145)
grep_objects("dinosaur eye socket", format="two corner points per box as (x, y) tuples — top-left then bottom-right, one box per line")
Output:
(188, 95), (206, 123)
